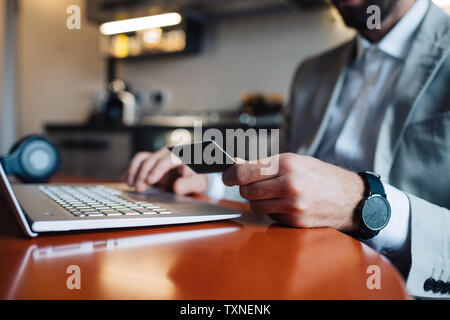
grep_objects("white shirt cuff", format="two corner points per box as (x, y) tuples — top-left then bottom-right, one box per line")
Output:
(205, 173), (244, 202)
(205, 173), (226, 199)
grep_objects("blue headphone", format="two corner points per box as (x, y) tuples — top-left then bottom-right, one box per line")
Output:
(0, 135), (60, 183)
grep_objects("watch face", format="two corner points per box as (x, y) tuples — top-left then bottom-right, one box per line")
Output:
(362, 195), (391, 231)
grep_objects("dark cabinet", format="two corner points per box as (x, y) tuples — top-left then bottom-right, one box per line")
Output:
(46, 128), (133, 180)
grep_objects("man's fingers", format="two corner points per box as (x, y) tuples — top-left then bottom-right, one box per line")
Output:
(156, 168), (179, 190)
(239, 176), (287, 200)
(250, 199), (308, 228)
(248, 198), (295, 215)
(135, 180), (150, 193)
(135, 156), (159, 185)
(222, 157), (279, 186)
(125, 152), (151, 186)
(146, 154), (182, 185)
(268, 214), (300, 228)
(177, 162), (195, 176)
(173, 175), (208, 195)
(134, 149), (170, 191)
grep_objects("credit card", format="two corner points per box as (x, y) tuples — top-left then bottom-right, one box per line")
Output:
(167, 140), (236, 174)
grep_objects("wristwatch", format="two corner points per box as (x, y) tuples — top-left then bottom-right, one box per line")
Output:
(353, 171), (391, 240)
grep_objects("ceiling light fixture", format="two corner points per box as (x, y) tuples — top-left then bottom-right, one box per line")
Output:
(99, 12), (182, 36)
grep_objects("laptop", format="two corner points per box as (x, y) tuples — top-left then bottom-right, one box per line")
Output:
(0, 163), (242, 238)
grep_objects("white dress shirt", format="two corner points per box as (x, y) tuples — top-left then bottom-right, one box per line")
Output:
(315, 0), (430, 255)
(207, 0), (430, 263)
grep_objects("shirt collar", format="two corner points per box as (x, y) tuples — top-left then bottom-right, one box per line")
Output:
(356, 0), (430, 61)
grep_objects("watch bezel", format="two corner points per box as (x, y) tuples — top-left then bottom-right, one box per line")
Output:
(361, 194), (391, 232)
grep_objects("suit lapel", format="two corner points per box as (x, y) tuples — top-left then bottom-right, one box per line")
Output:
(374, 5), (450, 177)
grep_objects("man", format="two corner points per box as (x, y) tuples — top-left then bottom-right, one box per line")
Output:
(125, 0), (450, 299)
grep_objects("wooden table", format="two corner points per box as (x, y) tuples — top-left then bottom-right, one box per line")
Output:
(0, 177), (410, 300)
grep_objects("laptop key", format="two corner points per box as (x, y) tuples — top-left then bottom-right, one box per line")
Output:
(101, 209), (118, 213)
(119, 210), (140, 215)
(85, 212), (104, 217)
(104, 212), (122, 216)
(136, 209), (157, 214)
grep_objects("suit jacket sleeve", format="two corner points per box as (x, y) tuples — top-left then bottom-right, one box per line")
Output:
(405, 192), (450, 299)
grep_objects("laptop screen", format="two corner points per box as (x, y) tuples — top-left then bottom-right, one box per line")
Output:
(0, 164), (37, 237)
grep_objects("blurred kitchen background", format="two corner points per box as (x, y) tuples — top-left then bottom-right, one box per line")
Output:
(1, 0), (449, 179)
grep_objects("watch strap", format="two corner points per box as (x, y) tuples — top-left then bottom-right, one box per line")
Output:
(364, 172), (386, 197)
(354, 172), (388, 241)
(353, 226), (377, 242)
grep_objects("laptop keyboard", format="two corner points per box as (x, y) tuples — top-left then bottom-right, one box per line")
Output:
(38, 185), (173, 217)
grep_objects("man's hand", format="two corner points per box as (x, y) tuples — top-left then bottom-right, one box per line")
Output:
(124, 148), (209, 195)
(222, 153), (365, 232)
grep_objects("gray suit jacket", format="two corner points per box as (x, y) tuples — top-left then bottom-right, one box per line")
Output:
(283, 3), (450, 298)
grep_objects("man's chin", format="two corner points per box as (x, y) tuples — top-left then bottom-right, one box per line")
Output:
(341, 15), (369, 30)
(336, 8), (368, 30)
(332, 0), (367, 29)
(333, 0), (399, 31)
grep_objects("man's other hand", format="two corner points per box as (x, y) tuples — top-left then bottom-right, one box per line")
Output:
(124, 148), (209, 195)
(222, 153), (365, 232)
